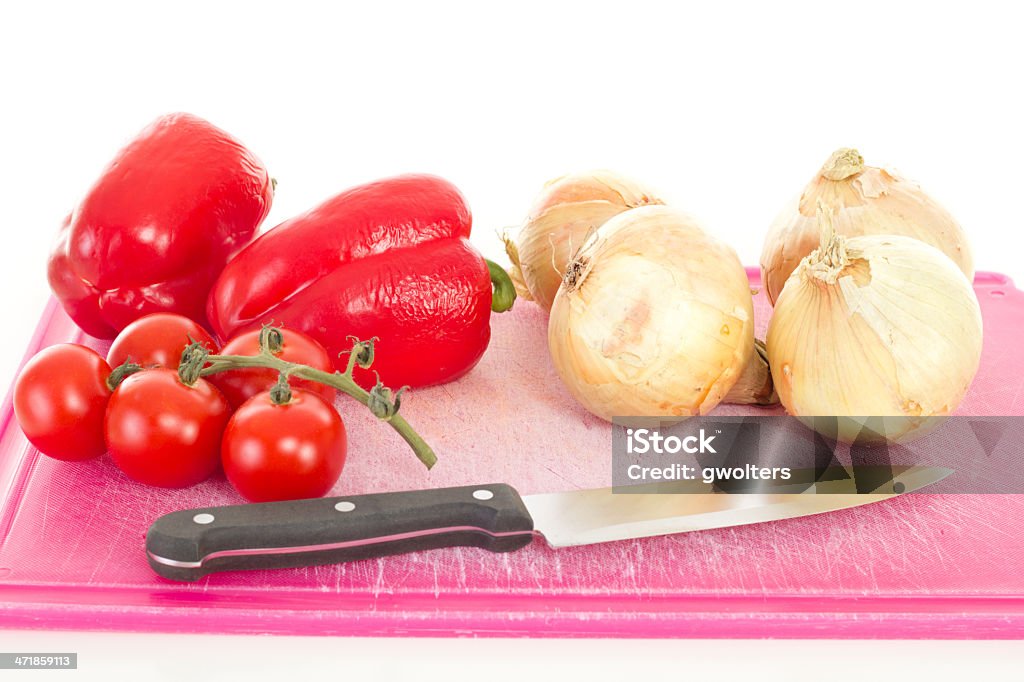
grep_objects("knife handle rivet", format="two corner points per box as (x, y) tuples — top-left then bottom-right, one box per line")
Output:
(192, 513), (215, 525)
(334, 501), (356, 512)
(472, 489), (494, 501)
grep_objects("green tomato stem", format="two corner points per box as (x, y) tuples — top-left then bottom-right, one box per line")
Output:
(196, 341), (437, 469)
(106, 358), (144, 391)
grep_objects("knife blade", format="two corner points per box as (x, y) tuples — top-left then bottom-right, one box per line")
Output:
(146, 465), (951, 581)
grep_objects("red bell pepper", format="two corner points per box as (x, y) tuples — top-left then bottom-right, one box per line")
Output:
(48, 113), (273, 338)
(207, 174), (514, 389)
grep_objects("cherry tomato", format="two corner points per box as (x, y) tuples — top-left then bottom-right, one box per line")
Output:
(221, 389), (347, 502)
(105, 368), (230, 488)
(107, 313), (217, 370)
(13, 344), (112, 461)
(207, 328), (335, 409)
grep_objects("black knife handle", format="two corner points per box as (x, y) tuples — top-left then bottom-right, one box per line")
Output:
(146, 483), (535, 581)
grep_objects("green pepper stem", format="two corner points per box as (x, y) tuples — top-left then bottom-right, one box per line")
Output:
(486, 258), (517, 313)
(198, 345), (437, 469)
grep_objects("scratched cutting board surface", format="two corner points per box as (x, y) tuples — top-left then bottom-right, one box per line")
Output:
(1, 270), (1022, 638)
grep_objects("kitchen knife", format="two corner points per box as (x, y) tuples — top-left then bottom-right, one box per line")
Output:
(146, 465), (950, 581)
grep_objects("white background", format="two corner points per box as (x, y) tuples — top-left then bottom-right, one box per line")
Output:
(1, 1), (1023, 679)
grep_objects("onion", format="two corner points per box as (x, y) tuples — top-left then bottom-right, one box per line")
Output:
(547, 205), (772, 421)
(760, 148), (973, 305)
(505, 170), (663, 310)
(766, 205), (982, 441)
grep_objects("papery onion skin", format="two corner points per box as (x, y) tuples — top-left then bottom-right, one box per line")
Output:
(766, 231), (982, 439)
(507, 170), (663, 311)
(760, 148), (974, 306)
(548, 205), (755, 422)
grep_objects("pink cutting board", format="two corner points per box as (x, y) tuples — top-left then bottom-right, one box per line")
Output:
(1, 270), (1022, 638)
